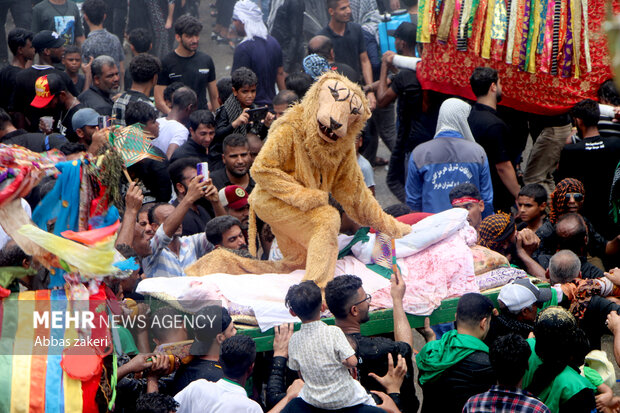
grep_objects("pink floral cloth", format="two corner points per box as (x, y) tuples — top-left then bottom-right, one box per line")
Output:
(371, 227), (479, 315)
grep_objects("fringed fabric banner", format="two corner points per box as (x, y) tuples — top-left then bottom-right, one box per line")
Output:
(417, 0), (619, 114)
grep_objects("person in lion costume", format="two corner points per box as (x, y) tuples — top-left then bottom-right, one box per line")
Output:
(186, 72), (411, 287)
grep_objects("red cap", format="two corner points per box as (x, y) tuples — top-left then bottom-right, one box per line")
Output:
(31, 73), (65, 108)
(218, 185), (248, 209)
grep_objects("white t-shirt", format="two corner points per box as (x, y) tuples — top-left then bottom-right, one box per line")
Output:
(175, 378), (262, 413)
(288, 320), (375, 409)
(152, 117), (189, 155)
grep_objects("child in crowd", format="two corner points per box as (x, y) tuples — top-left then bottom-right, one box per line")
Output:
(216, 76), (232, 107)
(163, 82), (185, 111)
(125, 28), (153, 91)
(285, 281), (376, 410)
(573, 328), (618, 411)
(517, 184), (548, 232)
(356, 134), (375, 195)
(214, 67), (273, 152)
(63, 45), (86, 93)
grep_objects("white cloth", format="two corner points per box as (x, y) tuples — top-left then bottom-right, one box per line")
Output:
(174, 379), (262, 413)
(233, 0), (269, 42)
(392, 55), (421, 71)
(0, 198), (31, 249)
(288, 321), (375, 409)
(136, 256), (390, 331)
(357, 154), (375, 188)
(434, 97), (475, 142)
(152, 118), (189, 155)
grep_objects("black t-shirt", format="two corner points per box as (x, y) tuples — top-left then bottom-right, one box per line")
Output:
(170, 137), (224, 172)
(171, 198), (212, 236)
(158, 51), (216, 110)
(0, 129), (67, 151)
(348, 333), (419, 413)
(468, 103), (514, 212)
(11, 65), (79, 131)
(319, 22), (366, 83)
(557, 135), (620, 238)
(390, 68), (423, 145)
(60, 102), (84, 142)
(0, 65), (22, 110)
(173, 358), (223, 394)
(210, 167), (255, 194)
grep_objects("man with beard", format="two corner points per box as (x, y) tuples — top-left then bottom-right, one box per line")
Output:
(468, 67), (520, 213)
(205, 216), (248, 251)
(210, 134), (255, 194)
(30, 73), (82, 141)
(477, 212), (547, 280)
(141, 175), (218, 278)
(78, 55), (119, 116)
(324, 273), (428, 413)
(11, 30), (78, 131)
(557, 99), (620, 238)
(154, 15), (218, 115)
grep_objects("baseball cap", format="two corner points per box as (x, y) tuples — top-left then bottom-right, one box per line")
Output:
(72, 108), (100, 131)
(218, 185), (248, 210)
(32, 30), (65, 52)
(388, 22), (417, 47)
(189, 306), (232, 356)
(30, 73), (66, 108)
(498, 278), (552, 312)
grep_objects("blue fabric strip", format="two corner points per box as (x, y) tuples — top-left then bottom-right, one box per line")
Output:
(45, 289), (67, 413)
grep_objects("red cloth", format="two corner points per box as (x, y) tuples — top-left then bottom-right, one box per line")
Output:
(417, 0), (620, 115)
(370, 212), (433, 233)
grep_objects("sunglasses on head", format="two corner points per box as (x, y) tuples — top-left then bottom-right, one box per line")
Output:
(564, 193), (584, 202)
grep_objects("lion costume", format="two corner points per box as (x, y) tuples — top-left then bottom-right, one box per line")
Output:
(186, 72), (411, 286)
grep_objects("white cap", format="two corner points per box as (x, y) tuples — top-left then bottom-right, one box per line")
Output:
(498, 278), (552, 312)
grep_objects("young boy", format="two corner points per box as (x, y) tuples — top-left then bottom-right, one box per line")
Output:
(285, 281), (376, 410)
(214, 67), (274, 153)
(517, 184), (548, 232)
(125, 28), (153, 90)
(63, 45), (86, 93)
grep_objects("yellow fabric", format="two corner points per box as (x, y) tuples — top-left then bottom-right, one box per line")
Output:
(526, 0), (543, 72)
(437, 0), (456, 42)
(481, 0), (496, 58)
(62, 326), (83, 413)
(10, 291), (35, 413)
(572, 0), (581, 77)
(581, 0), (591, 72)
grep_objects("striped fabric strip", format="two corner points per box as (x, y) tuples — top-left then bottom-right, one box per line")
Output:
(535, 0), (549, 54)
(437, 0), (457, 42)
(550, 0), (562, 74)
(472, 0), (489, 54)
(11, 291), (35, 413)
(451, 0), (464, 44)
(572, 0), (582, 77)
(62, 303), (83, 413)
(505, 0), (519, 63)
(30, 290), (51, 413)
(581, 0), (591, 72)
(457, 0), (473, 50)
(560, 0), (574, 77)
(517, 0), (532, 70)
(525, 0), (542, 72)
(539, 0), (555, 73)
(0, 294), (17, 413)
(481, 0), (496, 58)
(45, 289), (67, 413)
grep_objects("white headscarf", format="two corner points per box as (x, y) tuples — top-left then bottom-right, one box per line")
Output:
(233, 0), (269, 42)
(434, 98), (475, 141)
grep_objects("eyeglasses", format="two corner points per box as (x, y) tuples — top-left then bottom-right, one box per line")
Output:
(564, 193), (584, 202)
(352, 293), (371, 307)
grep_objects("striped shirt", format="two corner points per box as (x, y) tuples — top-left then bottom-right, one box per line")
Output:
(142, 225), (213, 278)
(288, 320), (375, 409)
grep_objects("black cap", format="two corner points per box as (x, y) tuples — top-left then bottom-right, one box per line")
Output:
(32, 30), (65, 53)
(388, 22), (417, 47)
(189, 306), (233, 356)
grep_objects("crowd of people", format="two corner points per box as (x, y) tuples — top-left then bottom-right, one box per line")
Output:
(2, 0), (620, 412)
